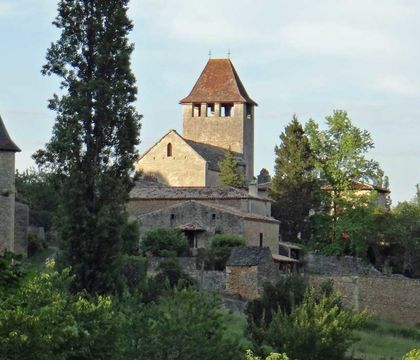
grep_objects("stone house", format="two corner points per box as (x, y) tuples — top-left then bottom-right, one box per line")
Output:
(0, 115), (28, 255)
(226, 246), (279, 299)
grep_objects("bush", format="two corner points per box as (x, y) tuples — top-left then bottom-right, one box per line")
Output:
(0, 251), (24, 292)
(265, 287), (366, 360)
(209, 234), (245, 270)
(28, 232), (48, 257)
(246, 275), (307, 346)
(140, 228), (188, 257)
(121, 289), (242, 359)
(403, 349), (420, 360)
(245, 349), (289, 360)
(0, 260), (121, 359)
(120, 255), (147, 291)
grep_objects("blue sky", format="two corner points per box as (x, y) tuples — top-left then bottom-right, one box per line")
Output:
(1, 0), (419, 204)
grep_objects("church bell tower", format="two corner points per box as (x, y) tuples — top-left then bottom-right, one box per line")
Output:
(180, 59), (257, 182)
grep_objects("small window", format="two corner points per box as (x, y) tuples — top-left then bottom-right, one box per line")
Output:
(206, 103), (215, 117)
(212, 213), (216, 220)
(221, 103), (233, 117)
(193, 104), (201, 117)
(259, 233), (263, 247)
(170, 214), (175, 220)
(167, 143), (172, 157)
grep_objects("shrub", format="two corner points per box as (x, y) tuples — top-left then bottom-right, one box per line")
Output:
(0, 251), (24, 292)
(27, 232), (48, 257)
(265, 287), (366, 360)
(0, 260), (121, 359)
(246, 275), (307, 346)
(122, 289), (242, 359)
(120, 255), (147, 291)
(209, 234), (245, 270)
(403, 349), (420, 360)
(245, 349), (289, 360)
(140, 228), (188, 257)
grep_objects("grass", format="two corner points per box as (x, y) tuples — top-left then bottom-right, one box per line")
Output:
(349, 318), (420, 360)
(223, 311), (420, 360)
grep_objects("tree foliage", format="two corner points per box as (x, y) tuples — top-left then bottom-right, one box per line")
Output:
(265, 287), (366, 360)
(35, 0), (142, 294)
(219, 150), (247, 189)
(305, 110), (381, 194)
(0, 261), (120, 359)
(140, 228), (188, 257)
(208, 234), (246, 270)
(15, 169), (60, 230)
(270, 116), (320, 243)
(121, 289), (242, 360)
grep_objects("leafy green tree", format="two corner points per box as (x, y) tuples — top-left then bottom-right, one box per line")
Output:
(270, 116), (320, 243)
(306, 110), (384, 254)
(122, 289), (242, 359)
(15, 169), (60, 230)
(219, 150), (247, 189)
(245, 349), (289, 360)
(0, 251), (24, 293)
(265, 287), (366, 360)
(403, 349), (420, 360)
(35, 0), (142, 294)
(246, 275), (307, 348)
(0, 260), (121, 359)
(209, 234), (245, 270)
(306, 110), (381, 195)
(140, 228), (188, 257)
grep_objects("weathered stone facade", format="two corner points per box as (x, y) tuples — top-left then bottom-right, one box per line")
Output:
(310, 275), (420, 325)
(0, 151), (16, 252)
(226, 247), (279, 299)
(136, 200), (279, 255)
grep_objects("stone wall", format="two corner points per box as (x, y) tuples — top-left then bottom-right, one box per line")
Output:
(136, 130), (207, 186)
(14, 202), (29, 256)
(226, 265), (259, 299)
(310, 275), (420, 325)
(243, 220), (279, 256)
(305, 253), (382, 276)
(0, 152), (15, 252)
(147, 257), (226, 293)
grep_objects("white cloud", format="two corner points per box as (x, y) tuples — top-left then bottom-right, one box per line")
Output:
(373, 75), (420, 97)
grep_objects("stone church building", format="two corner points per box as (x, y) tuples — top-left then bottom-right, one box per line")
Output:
(130, 59), (280, 255)
(0, 116), (28, 255)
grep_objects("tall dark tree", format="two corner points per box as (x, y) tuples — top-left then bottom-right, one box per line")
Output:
(35, 0), (141, 294)
(218, 150), (247, 189)
(270, 116), (319, 243)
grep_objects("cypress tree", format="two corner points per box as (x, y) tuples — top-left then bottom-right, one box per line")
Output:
(270, 116), (319, 243)
(218, 150), (247, 189)
(35, 0), (141, 294)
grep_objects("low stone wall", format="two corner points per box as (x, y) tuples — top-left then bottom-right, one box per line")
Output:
(147, 257), (226, 293)
(310, 275), (420, 325)
(305, 253), (382, 276)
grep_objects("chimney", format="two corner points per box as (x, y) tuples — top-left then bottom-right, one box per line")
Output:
(248, 179), (258, 197)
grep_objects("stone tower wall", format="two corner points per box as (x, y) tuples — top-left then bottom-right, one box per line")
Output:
(0, 152), (16, 252)
(183, 103), (254, 181)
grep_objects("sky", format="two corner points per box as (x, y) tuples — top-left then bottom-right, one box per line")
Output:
(0, 0), (419, 204)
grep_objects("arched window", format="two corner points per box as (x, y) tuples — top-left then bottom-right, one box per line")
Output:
(167, 143), (172, 157)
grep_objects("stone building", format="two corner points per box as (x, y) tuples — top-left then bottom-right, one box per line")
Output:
(226, 246), (279, 299)
(135, 58), (257, 186)
(129, 59), (280, 255)
(0, 115), (28, 255)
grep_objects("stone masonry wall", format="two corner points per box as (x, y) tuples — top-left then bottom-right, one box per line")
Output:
(136, 131), (207, 186)
(0, 152), (15, 252)
(226, 266), (259, 299)
(310, 275), (420, 325)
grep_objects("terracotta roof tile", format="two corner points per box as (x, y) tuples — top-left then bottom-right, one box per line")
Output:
(180, 59), (257, 105)
(0, 116), (20, 152)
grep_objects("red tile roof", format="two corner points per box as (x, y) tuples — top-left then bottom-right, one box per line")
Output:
(180, 59), (257, 105)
